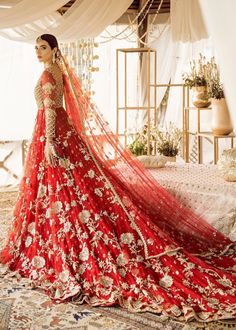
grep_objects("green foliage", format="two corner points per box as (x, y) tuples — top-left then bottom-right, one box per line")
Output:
(128, 122), (182, 157)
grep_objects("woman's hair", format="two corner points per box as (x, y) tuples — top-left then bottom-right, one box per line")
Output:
(36, 34), (59, 50)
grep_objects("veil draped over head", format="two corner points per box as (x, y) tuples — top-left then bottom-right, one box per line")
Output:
(58, 53), (233, 258)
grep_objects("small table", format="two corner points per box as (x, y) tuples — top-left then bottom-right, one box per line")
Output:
(197, 131), (235, 164)
(183, 106), (235, 164)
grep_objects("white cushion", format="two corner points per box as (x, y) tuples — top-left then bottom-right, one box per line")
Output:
(136, 155), (167, 168)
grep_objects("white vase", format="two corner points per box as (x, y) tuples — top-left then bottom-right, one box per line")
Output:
(211, 98), (233, 135)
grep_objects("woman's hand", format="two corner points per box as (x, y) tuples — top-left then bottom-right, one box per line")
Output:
(45, 141), (58, 167)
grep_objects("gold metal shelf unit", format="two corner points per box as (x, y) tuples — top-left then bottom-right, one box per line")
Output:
(184, 106), (235, 164)
(116, 48), (156, 155)
(116, 48), (187, 156)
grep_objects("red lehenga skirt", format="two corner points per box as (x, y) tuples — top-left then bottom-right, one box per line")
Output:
(0, 106), (236, 322)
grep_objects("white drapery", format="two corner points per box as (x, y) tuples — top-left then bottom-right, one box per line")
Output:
(0, 0), (67, 28)
(0, 0), (133, 42)
(199, 0), (236, 131)
(170, 0), (208, 42)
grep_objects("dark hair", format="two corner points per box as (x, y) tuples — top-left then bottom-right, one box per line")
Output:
(36, 34), (59, 50)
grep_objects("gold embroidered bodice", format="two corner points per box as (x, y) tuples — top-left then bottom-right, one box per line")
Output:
(34, 64), (64, 141)
(34, 65), (63, 110)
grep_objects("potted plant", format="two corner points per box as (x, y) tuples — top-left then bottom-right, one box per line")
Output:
(128, 124), (153, 156)
(183, 53), (211, 108)
(206, 59), (233, 135)
(128, 122), (182, 168)
(154, 122), (182, 160)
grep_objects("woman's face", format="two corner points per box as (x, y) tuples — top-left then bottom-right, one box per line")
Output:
(35, 39), (55, 64)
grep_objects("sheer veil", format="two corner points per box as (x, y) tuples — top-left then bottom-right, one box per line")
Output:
(58, 52), (234, 258)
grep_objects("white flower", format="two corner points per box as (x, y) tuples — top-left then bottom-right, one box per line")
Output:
(87, 170), (95, 178)
(39, 136), (45, 142)
(64, 222), (71, 233)
(217, 277), (233, 287)
(51, 201), (63, 214)
(118, 268), (126, 278)
(28, 222), (35, 235)
(32, 256), (45, 269)
(25, 236), (32, 247)
(116, 253), (128, 266)
(71, 200), (77, 207)
(65, 203), (71, 211)
(59, 270), (70, 283)
(94, 188), (103, 197)
(63, 140), (68, 147)
(79, 210), (90, 223)
(81, 194), (88, 201)
(37, 184), (47, 198)
(101, 276), (113, 287)
(78, 264), (86, 275)
(120, 233), (134, 245)
(79, 246), (89, 261)
(159, 274), (173, 288)
(67, 179), (74, 187)
(46, 208), (51, 218)
(84, 155), (90, 161)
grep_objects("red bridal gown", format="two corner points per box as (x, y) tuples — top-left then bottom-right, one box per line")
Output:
(0, 64), (236, 322)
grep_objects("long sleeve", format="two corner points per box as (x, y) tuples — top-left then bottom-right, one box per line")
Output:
(41, 70), (57, 142)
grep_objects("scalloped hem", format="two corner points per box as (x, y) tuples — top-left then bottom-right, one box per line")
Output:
(0, 264), (235, 324)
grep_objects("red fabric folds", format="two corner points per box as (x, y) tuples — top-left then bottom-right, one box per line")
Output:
(62, 59), (234, 257)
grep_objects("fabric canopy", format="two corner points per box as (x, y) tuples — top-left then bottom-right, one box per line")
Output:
(171, 0), (208, 42)
(0, 0), (68, 28)
(0, 0), (133, 42)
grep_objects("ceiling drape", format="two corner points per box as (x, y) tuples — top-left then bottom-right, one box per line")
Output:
(170, 0), (208, 42)
(0, 0), (133, 42)
(0, 0), (68, 28)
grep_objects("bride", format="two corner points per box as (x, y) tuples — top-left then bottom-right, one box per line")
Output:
(0, 34), (235, 322)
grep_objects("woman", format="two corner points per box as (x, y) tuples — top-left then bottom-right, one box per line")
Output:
(0, 34), (235, 322)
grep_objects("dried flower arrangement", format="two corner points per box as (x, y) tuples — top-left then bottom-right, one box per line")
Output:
(183, 53), (225, 99)
(205, 57), (225, 99)
(128, 122), (182, 157)
(182, 53), (210, 88)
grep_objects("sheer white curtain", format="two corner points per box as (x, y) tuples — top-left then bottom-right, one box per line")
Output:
(199, 0), (236, 131)
(0, 0), (133, 43)
(93, 25), (138, 134)
(170, 0), (208, 42)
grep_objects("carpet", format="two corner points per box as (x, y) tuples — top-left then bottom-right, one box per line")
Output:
(0, 190), (235, 330)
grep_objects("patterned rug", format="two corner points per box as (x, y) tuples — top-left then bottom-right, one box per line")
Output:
(0, 190), (235, 330)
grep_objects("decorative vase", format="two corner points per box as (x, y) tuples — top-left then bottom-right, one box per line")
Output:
(192, 86), (211, 108)
(211, 98), (233, 135)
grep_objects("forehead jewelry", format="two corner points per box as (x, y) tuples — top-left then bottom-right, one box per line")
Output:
(37, 36), (43, 42)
